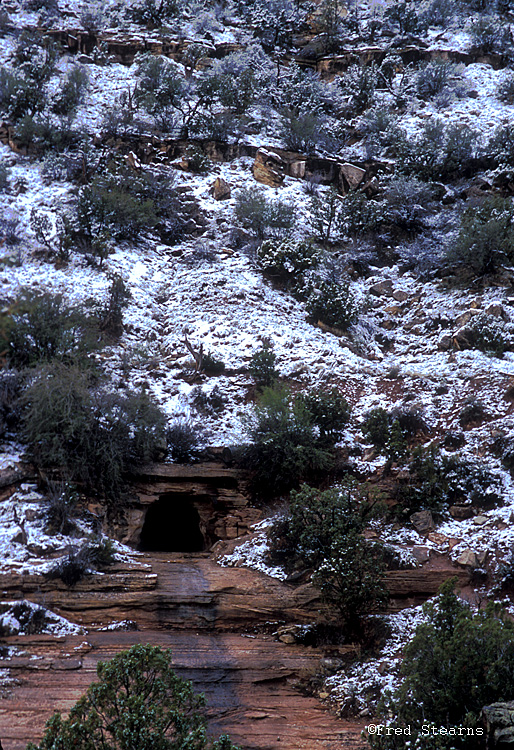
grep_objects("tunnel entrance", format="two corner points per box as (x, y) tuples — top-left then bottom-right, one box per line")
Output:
(138, 495), (205, 552)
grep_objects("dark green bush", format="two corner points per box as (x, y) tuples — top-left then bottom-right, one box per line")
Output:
(129, 0), (180, 26)
(166, 420), (201, 463)
(249, 341), (279, 387)
(3, 291), (99, 369)
(384, 1), (427, 34)
(415, 61), (459, 100)
(398, 120), (480, 181)
(446, 196), (514, 276)
(52, 66), (89, 117)
(46, 547), (92, 587)
(192, 386), (226, 415)
(22, 365), (168, 508)
(470, 15), (511, 53)
(201, 351), (225, 376)
(27, 644), (241, 750)
(99, 275), (131, 340)
(44, 482), (78, 535)
(258, 238), (321, 281)
(306, 279), (358, 330)
(313, 532), (388, 632)
(268, 480), (376, 570)
(370, 579), (514, 749)
(297, 387), (351, 446)
(234, 187), (296, 239)
(497, 72), (514, 104)
(244, 386), (343, 498)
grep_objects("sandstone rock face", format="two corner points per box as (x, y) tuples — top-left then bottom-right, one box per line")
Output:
(457, 549), (479, 567)
(252, 148), (285, 187)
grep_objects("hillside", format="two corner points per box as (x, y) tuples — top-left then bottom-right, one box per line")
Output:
(1, 0), (514, 747)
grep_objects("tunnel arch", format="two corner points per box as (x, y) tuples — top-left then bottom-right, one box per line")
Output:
(138, 494), (205, 552)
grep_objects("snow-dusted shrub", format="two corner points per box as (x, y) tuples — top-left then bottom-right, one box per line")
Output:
(80, 9), (102, 31)
(489, 123), (514, 169)
(357, 107), (402, 158)
(280, 110), (335, 154)
(338, 63), (377, 114)
(258, 237), (321, 280)
(45, 482), (78, 535)
(99, 274), (131, 339)
(497, 71), (514, 104)
(426, 0), (456, 27)
(0, 68), (45, 123)
(415, 60), (460, 100)
(297, 387), (351, 446)
(234, 187), (296, 239)
(129, 0), (179, 26)
(458, 397), (487, 427)
(166, 420), (202, 463)
(369, 580), (514, 750)
(46, 547), (92, 587)
(0, 160), (9, 192)
(337, 190), (382, 238)
(466, 312), (514, 357)
(24, 0), (59, 12)
(398, 119), (480, 180)
(249, 341), (279, 387)
(22, 365), (168, 508)
(307, 187), (341, 245)
(244, 386), (337, 498)
(306, 279), (358, 331)
(4, 291), (99, 368)
(0, 601), (50, 635)
(200, 351), (225, 376)
(381, 176), (433, 232)
(74, 160), (188, 244)
(384, 1), (427, 34)
(313, 532), (388, 633)
(446, 196), (514, 276)
(192, 386), (226, 415)
(51, 65), (89, 118)
(277, 63), (339, 117)
(469, 14), (511, 53)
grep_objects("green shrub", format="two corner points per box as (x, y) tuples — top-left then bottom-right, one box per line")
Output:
(370, 579), (514, 750)
(415, 60), (459, 100)
(297, 387), (351, 446)
(52, 66), (89, 118)
(234, 187), (296, 239)
(249, 341), (278, 387)
(44, 482), (78, 535)
(200, 351), (225, 376)
(244, 386), (337, 498)
(381, 176), (433, 232)
(129, 0), (180, 26)
(398, 120), (480, 181)
(384, 1), (427, 33)
(490, 123), (514, 168)
(99, 275), (131, 340)
(258, 238), (321, 280)
(3, 291), (99, 369)
(307, 187), (341, 245)
(0, 368), (22, 438)
(337, 190), (381, 239)
(358, 107), (402, 158)
(466, 312), (514, 357)
(469, 15), (511, 53)
(166, 420), (202, 463)
(27, 644), (241, 750)
(183, 145), (210, 174)
(362, 407), (390, 449)
(268, 480), (376, 570)
(313, 532), (388, 632)
(46, 547), (93, 587)
(497, 71), (514, 104)
(306, 279), (358, 330)
(22, 365), (168, 508)
(447, 196), (514, 276)
(0, 160), (9, 192)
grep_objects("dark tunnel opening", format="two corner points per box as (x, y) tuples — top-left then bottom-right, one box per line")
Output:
(138, 495), (205, 552)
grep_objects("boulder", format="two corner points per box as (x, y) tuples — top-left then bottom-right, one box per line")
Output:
(410, 510), (434, 536)
(449, 505), (473, 520)
(211, 177), (231, 200)
(252, 148), (285, 187)
(457, 549), (479, 568)
(370, 279), (393, 297)
(340, 162), (366, 190)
